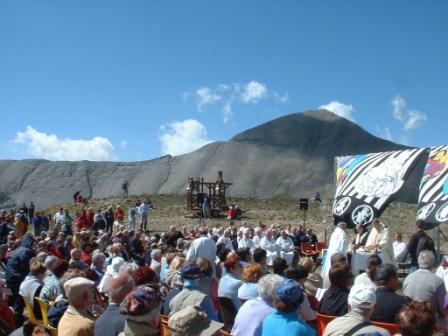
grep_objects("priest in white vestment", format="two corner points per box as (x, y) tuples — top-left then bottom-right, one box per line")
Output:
(392, 233), (407, 263)
(259, 229), (279, 266)
(276, 230), (295, 265)
(252, 227), (263, 248)
(216, 229), (235, 251)
(365, 219), (396, 266)
(322, 222), (348, 288)
(238, 229), (255, 251)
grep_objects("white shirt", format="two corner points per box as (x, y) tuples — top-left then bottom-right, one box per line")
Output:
(276, 236), (294, 252)
(238, 237), (255, 251)
(393, 241), (407, 262)
(217, 236), (234, 251)
(186, 236), (217, 263)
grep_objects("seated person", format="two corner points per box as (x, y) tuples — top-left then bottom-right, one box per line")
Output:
(318, 263), (353, 316)
(354, 254), (382, 289)
(371, 264), (409, 323)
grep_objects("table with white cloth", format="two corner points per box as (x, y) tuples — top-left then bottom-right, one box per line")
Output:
(350, 250), (384, 275)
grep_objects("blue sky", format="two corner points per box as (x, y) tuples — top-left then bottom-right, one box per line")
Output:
(0, 1), (447, 161)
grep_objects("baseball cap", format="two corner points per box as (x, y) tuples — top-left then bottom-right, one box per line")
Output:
(181, 264), (201, 280)
(120, 285), (162, 316)
(168, 306), (224, 336)
(276, 279), (303, 304)
(348, 283), (376, 309)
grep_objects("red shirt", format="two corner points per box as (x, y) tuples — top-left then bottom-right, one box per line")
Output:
(81, 250), (92, 266)
(85, 211), (94, 228)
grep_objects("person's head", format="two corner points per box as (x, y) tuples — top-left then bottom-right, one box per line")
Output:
(273, 257), (288, 276)
(253, 247), (267, 266)
(108, 272), (135, 304)
(242, 263), (264, 283)
(52, 259), (69, 279)
(224, 253), (243, 277)
(257, 274), (284, 304)
(418, 250), (435, 270)
(374, 264), (399, 291)
(30, 261), (47, 281)
(273, 279), (304, 313)
(70, 248), (82, 261)
(348, 283), (376, 318)
(356, 224), (365, 233)
(243, 229), (250, 239)
(170, 256), (185, 272)
(150, 249), (162, 262)
(394, 232), (402, 242)
(181, 263), (201, 282)
(44, 255), (58, 272)
(330, 252), (347, 266)
(91, 252), (106, 270)
(337, 222), (347, 231)
(396, 301), (435, 336)
(372, 218), (381, 231)
(329, 262), (353, 289)
(298, 257), (314, 273)
(415, 219), (426, 232)
(196, 257), (213, 277)
(64, 277), (95, 309)
(285, 265), (309, 285)
(236, 247), (251, 263)
(168, 306), (224, 336)
(366, 254), (382, 281)
(224, 229), (231, 238)
(119, 284), (162, 325)
(281, 230), (287, 239)
(169, 225), (177, 234)
(134, 265), (157, 285)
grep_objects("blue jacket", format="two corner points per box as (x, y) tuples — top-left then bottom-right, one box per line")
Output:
(6, 234), (35, 284)
(94, 303), (126, 336)
(262, 310), (316, 336)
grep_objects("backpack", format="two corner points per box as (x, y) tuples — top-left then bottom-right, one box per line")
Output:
(417, 234), (435, 256)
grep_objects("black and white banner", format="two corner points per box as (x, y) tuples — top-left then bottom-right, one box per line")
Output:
(416, 146), (448, 228)
(333, 148), (425, 227)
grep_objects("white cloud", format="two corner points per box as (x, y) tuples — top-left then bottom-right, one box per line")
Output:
(392, 95), (406, 121)
(196, 87), (222, 112)
(404, 110), (427, 130)
(222, 101), (233, 124)
(12, 126), (118, 161)
(382, 127), (393, 141)
(273, 91), (288, 103)
(159, 119), (213, 156)
(240, 81), (268, 103)
(120, 140), (128, 148)
(391, 95), (427, 131)
(319, 101), (355, 122)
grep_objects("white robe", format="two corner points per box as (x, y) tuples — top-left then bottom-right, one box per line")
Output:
(377, 226), (396, 266)
(259, 237), (279, 266)
(276, 236), (295, 265)
(393, 241), (407, 263)
(252, 235), (262, 248)
(217, 236), (235, 251)
(322, 226), (348, 288)
(238, 237), (255, 252)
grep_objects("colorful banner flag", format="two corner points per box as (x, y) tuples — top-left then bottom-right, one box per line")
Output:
(333, 148), (425, 227)
(416, 145), (448, 228)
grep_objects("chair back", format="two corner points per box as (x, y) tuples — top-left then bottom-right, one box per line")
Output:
(316, 312), (337, 336)
(218, 297), (237, 332)
(20, 294), (43, 325)
(35, 297), (50, 325)
(301, 242), (318, 256)
(372, 321), (399, 335)
(316, 242), (326, 253)
(160, 314), (171, 336)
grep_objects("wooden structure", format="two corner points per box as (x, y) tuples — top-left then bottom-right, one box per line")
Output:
(186, 171), (232, 215)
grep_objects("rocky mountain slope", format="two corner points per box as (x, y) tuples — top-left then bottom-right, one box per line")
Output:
(0, 110), (423, 208)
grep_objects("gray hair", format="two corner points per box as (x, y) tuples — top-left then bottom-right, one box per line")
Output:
(91, 252), (106, 265)
(108, 272), (135, 304)
(119, 261), (139, 275)
(44, 255), (58, 268)
(418, 250), (435, 270)
(258, 274), (284, 304)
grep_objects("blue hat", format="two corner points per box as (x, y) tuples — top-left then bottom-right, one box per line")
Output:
(276, 279), (303, 304)
(181, 263), (201, 280)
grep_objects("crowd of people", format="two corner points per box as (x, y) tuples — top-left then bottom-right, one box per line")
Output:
(0, 201), (447, 336)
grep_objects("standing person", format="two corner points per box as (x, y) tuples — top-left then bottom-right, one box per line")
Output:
(54, 207), (65, 230)
(127, 204), (137, 230)
(75, 210), (87, 233)
(202, 195), (210, 219)
(138, 200), (152, 231)
(103, 207), (115, 234)
(32, 212), (44, 237)
(407, 219), (435, 271)
(93, 209), (106, 233)
(28, 201), (35, 225)
(85, 208), (94, 230)
(61, 209), (73, 236)
(186, 228), (217, 275)
(393, 232), (408, 263)
(351, 224), (370, 251)
(322, 222), (348, 288)
(121, 180), (128, 197)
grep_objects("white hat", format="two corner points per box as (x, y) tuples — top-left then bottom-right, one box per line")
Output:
(64, 277), (94, 302)
(348, 283), (376, 309)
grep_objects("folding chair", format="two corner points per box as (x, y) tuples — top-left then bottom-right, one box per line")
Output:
(160, 314), (172, 336)
(372, 321), (399, 335)
(316, 312), (337, 336)
(20, 294), (43, 325)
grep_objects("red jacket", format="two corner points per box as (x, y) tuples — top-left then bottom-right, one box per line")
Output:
(85, 211), (94, 228)
(81, 250), (92, 266)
